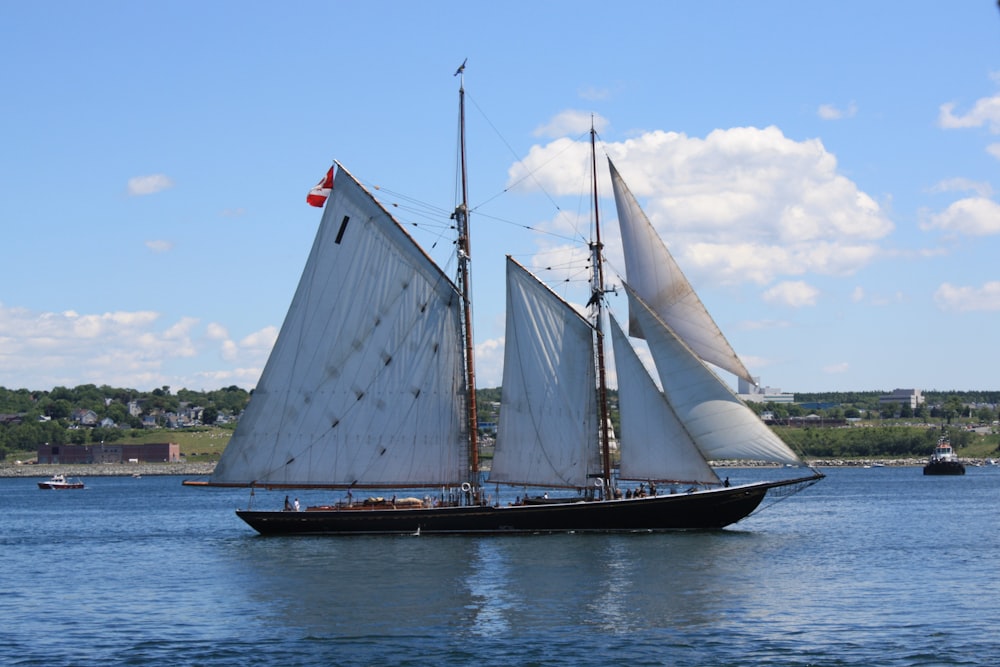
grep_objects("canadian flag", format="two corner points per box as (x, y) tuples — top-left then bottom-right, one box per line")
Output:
(306, 166), (334, 207)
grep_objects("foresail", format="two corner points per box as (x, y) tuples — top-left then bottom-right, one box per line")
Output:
(211, 164), (469, 487)
(490, 258), (602, 488)
(624, 284), (803, 466)
(609, 316), (721, 485)
(609, 159), (755, 385)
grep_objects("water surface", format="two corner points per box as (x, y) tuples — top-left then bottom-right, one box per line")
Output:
(2, 467), (996, 665)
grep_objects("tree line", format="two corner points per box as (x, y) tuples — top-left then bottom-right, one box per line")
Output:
(2, 385), (997, 462)
(0, 384), (251, 460)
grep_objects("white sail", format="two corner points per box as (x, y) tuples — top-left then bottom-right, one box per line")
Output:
(211, 164), (469, 487)
(609, 316), (721, 484)
(624, 284), (802, 466)
(609, 159), (755, 385)
(490, 257), (602, 488)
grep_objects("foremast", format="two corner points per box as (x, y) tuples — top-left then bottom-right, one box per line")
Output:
(589, 123), (613, 496)
(453, 62), (480, 490)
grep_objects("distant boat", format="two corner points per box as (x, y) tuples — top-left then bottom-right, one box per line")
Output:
(189, 70), (823, 535)
(37, 474), (85, 490)
(923, 439), (965, 476)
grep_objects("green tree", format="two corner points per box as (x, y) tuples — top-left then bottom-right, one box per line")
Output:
(201, 406), (219, 426)
(942, 396), (964, 424)
(90, 426), (123, 443)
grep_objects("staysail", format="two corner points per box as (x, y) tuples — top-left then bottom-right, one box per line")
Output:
(609, 159), (755, 385)
(210, 164), (470, 488)
(609, 315), (721, 484)
(623, 284), (802, 466)
(489, 257), (603, 488)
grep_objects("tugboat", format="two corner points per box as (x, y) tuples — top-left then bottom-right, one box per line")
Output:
(923, 438), (965, 476)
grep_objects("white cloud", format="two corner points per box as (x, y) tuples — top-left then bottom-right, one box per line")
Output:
(533, 111), (609, 139)
(818, 102), (857, 120)
(127, 174), (174, 196)
(145, 239), (173, 253)
(193, 367), (264, 387)
(205, 322), (229, 340)
(509, 124), (893, 286)
(762, 281), (819, 307)
(216, 326), (279, 365)
(823, 362), (850, 374)
(0, 303), (273, 391)
(934, 282), (1000, 312)
(921, 197), (1000, 236)
(939, 96), (1000, 132)
(474, 336), (505, 387)
(929, 178), (993, 198)
(239, 326), (279, 352)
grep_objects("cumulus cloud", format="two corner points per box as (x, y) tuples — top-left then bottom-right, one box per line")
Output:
(216, 326), (279, 365)
(0, 304), (188, 388)
(474, 336), (505, 387)
(127, 174), (174, 196)
(934, 282), (1000, 312)
(818, 102), (857, 120)
(205, 322), (229, 340)
(509, 123), (893, 286)
(921, 197), (1000, 236)
(0, 303), (276, 391)
(938, 96), (1000, 132)
(761, 281), (820, 307)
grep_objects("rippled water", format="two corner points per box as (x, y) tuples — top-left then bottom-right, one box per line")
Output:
(2, 466), (997, 666)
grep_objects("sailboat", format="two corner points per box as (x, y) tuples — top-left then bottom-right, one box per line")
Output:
(190, 73), (822, 535)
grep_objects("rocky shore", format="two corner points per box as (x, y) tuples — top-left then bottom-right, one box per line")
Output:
(0, 462), (216, 479)
(4, 457), (994, 479)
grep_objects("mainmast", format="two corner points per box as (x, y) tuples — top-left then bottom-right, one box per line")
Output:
(589, 123), (613, 495)
(453, 60), (480, 486)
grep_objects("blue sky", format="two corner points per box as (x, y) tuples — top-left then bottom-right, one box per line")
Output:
(3, 1), (1000, 394)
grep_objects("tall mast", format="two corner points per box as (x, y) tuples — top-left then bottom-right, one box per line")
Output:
(590, 122), (613, 494)
(454, 61), (480, 485)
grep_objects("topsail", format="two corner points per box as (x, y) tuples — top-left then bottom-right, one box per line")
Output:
(609, 159), (755, 385)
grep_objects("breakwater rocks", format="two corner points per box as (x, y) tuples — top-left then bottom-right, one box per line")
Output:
(0, 462), (216, 479)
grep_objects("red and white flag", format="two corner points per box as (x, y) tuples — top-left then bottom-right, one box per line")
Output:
(306, 166), (334, 207)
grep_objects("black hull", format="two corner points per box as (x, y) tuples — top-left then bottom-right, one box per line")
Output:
(923, 461), (966, 475)
(235, 475), (821, 536)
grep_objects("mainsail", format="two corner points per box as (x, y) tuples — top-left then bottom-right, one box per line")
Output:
(623, 283), (802, 466)
(210, 164), (470, 487)
(489, 257), (603, 488)
(609, 159), (755, 385)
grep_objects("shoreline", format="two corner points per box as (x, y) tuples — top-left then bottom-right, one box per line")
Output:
(4, 457), (996, 479)
(0, 462), (216, 478)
